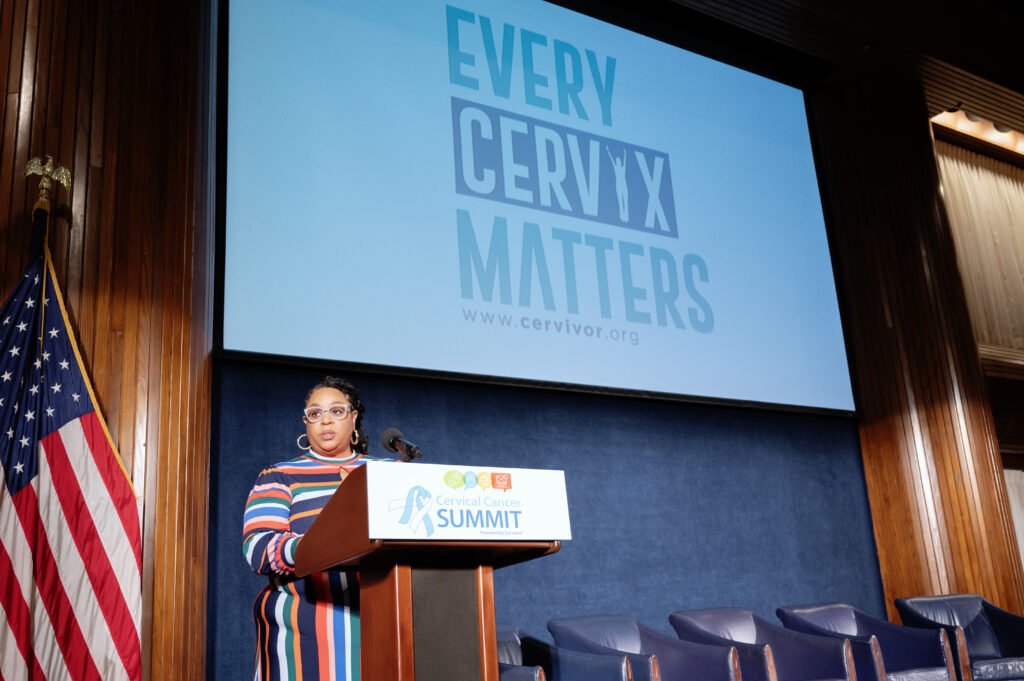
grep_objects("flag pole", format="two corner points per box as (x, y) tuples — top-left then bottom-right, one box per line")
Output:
(25, 154), (70, 215)
(24, 155), (69, 346)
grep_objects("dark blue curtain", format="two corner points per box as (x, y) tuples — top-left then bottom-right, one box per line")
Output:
(207, 358), (882, 679)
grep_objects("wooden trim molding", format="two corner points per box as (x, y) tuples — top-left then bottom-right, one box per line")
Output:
(932, 124), (1024, 171)
(980, 345), (1024, 381)
(477, 566), (499, 681)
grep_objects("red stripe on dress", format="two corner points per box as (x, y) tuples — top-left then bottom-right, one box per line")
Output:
(79, 412), (142, 572)
(11, 483), (102, 681)
(41, 430), (141, 679)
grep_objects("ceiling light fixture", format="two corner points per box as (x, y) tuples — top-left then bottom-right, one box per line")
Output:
(931, 110), (1024, 158)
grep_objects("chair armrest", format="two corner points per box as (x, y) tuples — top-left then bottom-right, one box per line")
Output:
(869, 620), (951, 671)
(983, 602), (1024, 657)
(639, 624), (741, 681)
(760, 628), (853, 681)
(670, 617), (773, 681)
(521, 636), (631, 681)
(737, 644), (777, 681)
(951, 628), (971, 681)
(849, 636), (887, 681)
(548, 626), (658, 681)
(894, 613), (968, 681)
(500, 662), (544, 681)
(779, 619), (884, 681)
(909, 626), (969, 681)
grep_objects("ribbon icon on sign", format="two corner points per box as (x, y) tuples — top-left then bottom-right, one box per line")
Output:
(388, 486), (434, 537)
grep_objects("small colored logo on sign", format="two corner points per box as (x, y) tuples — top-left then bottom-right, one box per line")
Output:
(491, 472), (511, 491)
(443, 470), (512, 492)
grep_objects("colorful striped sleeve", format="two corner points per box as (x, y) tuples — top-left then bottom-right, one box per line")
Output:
(243, 467), (301, 576)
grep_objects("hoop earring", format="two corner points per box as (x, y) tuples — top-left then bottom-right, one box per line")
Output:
(296, 434), (311, 451)
(350, 430), (359, 446)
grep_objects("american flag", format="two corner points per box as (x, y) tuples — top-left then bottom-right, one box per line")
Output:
(0, 209), (142, 680)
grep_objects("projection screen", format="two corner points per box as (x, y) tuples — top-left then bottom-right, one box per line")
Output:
(223, 0), (855, 412)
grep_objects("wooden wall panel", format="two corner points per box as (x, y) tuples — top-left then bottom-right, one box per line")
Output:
(0, 1), (213, 679)
(809, 71), (1024, 616)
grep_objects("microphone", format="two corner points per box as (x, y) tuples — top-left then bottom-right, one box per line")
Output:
(381, 427), (423, 460)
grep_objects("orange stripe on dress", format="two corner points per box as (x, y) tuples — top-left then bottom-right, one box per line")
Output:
(250, 487), (292, 500)
(313, 573), (335, 681)
(291, 507), (325, 522)
(291, 480), (342, 489)
(287, 581), (304, 680)
(256, 589), (272, 681)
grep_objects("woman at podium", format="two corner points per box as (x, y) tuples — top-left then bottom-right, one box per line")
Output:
(242, 377), (388, 681)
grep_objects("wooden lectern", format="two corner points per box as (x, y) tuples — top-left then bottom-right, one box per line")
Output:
(294, 464), (561, 681)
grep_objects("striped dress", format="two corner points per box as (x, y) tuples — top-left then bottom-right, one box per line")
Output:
(243, 450), (386, 681)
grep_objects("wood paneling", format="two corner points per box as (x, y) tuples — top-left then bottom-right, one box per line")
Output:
(809, 70), (1024, 616)
(0, 1), (213, 679)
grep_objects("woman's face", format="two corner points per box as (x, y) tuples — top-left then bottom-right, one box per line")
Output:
(303, 387), (358, 458)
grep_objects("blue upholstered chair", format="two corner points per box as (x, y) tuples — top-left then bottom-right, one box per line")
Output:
(670, 607), (855, 681)
(776, 602), (956, 681)
(895, 594), (1024, 681)
(498, 627), (633, 681)
(499, 629), (545, 681)
(548, 615), (741, 681)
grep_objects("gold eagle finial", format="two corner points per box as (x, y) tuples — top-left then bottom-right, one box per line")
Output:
(25, 155), (71, 211)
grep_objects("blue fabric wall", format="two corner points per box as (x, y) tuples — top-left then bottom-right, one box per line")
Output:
(206, 358), (883, 679)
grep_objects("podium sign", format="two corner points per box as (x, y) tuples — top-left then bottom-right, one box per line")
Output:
(294, 461), (567, 681)
(365, 460), (571, 541)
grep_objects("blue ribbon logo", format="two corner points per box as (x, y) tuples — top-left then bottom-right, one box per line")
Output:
(392, 485), (434, 537)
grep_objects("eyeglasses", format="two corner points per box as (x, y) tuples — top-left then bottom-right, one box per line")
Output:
(303, 403), (355, 422)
